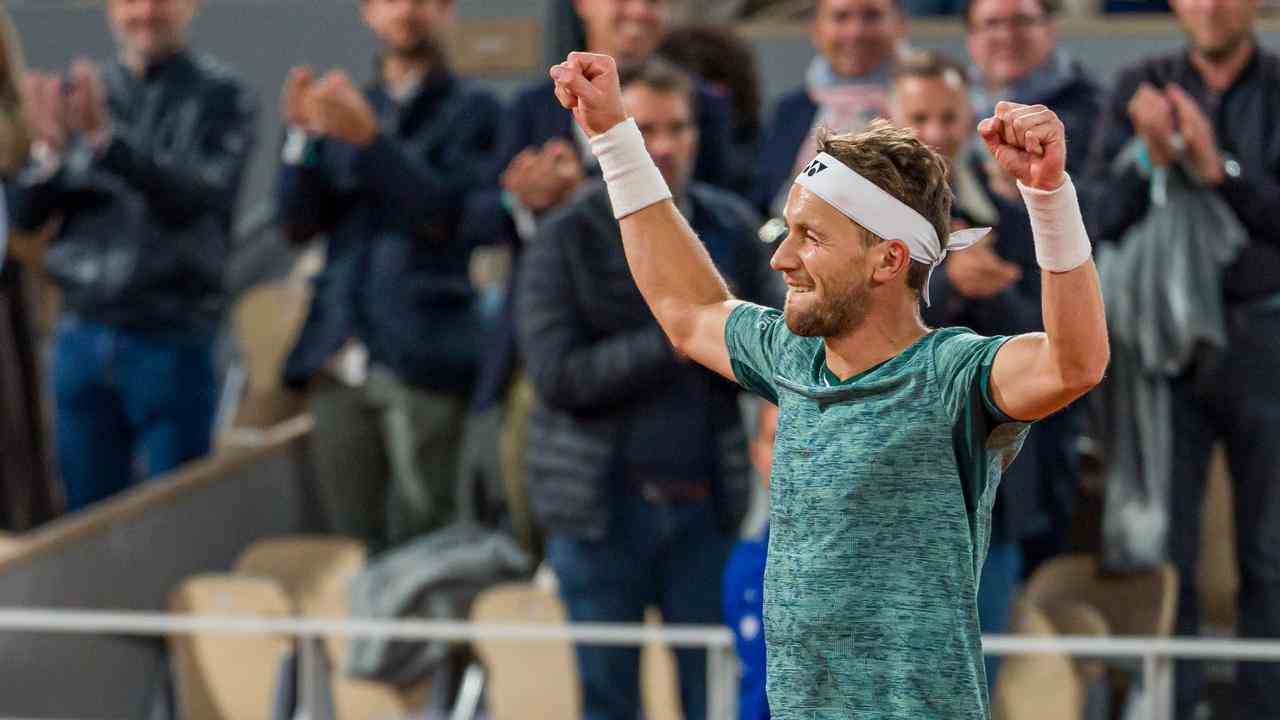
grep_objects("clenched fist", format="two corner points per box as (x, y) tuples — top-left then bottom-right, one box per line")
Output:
(978, 101), (1066, 192)
(549, 52), (627, 138)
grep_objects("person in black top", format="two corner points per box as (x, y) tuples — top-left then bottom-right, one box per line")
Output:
(8, 0), (257, 512)
(1086, 0), (1280, 716)
(277, 0), (501, 553)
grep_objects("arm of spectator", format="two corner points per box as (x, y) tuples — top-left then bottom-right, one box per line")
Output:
(354, 91), (502, 231)
(1082, 71), (1154, 242)
(276, 139), (354, 245)
(98, 81), (258, 224)
(515, 210), (682, 412)
(7, 161), (67, 232)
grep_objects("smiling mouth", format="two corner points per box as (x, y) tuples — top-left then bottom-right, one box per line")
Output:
(788, 287), (814, 295)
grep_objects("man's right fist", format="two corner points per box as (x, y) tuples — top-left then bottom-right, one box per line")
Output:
(549, 52), (627, 138)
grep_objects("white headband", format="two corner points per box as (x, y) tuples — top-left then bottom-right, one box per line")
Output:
(794, 152), (991, 305)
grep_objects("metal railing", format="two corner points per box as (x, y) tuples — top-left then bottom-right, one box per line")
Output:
(2, 608), (1280, 720)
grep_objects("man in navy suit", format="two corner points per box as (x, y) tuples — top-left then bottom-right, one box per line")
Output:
(754, 0), (908, 217)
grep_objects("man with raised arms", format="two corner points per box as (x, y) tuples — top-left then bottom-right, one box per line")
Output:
(550, 51), (1108, 719)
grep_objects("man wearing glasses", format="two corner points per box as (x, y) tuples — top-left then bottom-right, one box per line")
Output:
(965, 0), (1101, 179)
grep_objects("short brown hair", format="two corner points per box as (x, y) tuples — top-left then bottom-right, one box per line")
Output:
(891, 49), (969, 89)
(963, 0), (1061, 25)
(814, 120), (952, 296)
(617, 56), (695, 109)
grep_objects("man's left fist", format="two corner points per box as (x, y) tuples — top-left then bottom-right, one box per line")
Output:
(978, 101), (1066, 192)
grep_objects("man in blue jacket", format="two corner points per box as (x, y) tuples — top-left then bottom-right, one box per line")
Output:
(276, 0), (500, 553)
(8, 0), (257, 511)
(517, 59), (780, 720)
(754, 0), (907, 216)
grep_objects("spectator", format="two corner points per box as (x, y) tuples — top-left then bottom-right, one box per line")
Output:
(277, 0), (501, 554)
(659, 24), (765, 191)
(456, 0), (741, 543)
(965, 0), (1102, 178)
(754, 0), (907, 216)
(516, 58), (780, 720)
(1086, 0), (1280, 717)
(722, 399), (777, 720)
(889, 49), (1083, 690)
(7, 0), (257, 512)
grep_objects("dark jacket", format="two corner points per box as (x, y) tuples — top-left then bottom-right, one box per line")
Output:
(462, 76), (740, 411)
(925, 158), (1081, 545)
(516, 181), (780, 540)
(7, 51), (257, 336)
(752, 89), (818, 215)
(1084, 45), (1280, 303)
(278, 67), (501, 392)
(970, 54), (1102, 178)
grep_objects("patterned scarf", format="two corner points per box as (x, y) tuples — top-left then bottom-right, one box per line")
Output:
(773, 53), (898, 215)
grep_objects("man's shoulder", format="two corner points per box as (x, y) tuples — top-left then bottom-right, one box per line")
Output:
(690, 182), (762, 234)
(537, 181), (615, 238)
(187, 51), (252, 93)
(1113, 49), (1189, 90)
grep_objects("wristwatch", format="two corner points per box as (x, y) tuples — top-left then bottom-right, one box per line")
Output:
(1223, 154), (1242, 180)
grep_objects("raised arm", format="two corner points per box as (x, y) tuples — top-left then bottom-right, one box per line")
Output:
(550, 52), (741, 381)
(978, 102), (1110, 421)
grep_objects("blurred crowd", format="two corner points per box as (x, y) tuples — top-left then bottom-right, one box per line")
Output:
(0, 1), (1277, 719)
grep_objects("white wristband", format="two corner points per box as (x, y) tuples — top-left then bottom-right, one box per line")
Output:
(1018, 174), (1092, 273)
(589, 117), (671, 220)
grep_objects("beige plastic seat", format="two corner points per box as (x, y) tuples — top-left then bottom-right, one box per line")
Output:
(227, 282), (310, 430)
(471, 582), (581, 720)
(233, 536), (416, 718)
(1021, 553), (1178, 637)
(642, 607), (684, 720)
(1198, 446), (1238, 632)
(470, 582), (686, 720)
(233, 535), (367, 617)
(992, 604), (1085, 720)
(1037, 599), (1110, 682)
(168, 575), (293, 720)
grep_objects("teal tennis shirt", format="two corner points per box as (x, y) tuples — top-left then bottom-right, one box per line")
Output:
(724, 302), (1031, 720)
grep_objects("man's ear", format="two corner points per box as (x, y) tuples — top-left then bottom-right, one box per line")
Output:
(872, 238), (913, 284)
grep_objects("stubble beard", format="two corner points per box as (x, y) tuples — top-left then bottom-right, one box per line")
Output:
(784, 281), (872, 338)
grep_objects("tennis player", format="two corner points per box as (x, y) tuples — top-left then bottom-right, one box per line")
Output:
(551, 51), (1109, 719)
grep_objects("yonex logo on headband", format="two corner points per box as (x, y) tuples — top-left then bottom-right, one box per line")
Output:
(803, 159), (828, 177)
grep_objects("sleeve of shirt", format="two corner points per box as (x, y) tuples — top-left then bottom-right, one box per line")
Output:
(724, 302), (791, 405)
(934, 330), (1019, 425)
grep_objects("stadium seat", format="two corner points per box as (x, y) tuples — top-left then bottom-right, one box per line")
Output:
(224, 281), (310, 433)
(168, 575), (293, 720)
(232, 536), (418, 718)
(470, 582), (581, 720)
(992, 603), (1086, 720)
(233, 535), (367, 617)
(470, 582), (685, 720)
(1021, 553), (1178, 638)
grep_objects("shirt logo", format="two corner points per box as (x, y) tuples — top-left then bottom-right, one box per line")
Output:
(803, 159), (828, 177)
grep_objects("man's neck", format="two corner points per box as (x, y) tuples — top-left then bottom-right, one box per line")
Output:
(382, 52), (432, 93)
(1190, 35), (1255, 93)
(822, 300), (928, 381)
(121, 45), (181, 76)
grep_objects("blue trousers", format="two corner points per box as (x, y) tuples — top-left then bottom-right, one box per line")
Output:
(547, 492), (735, 720)
(1168, 297), (1280, 720)
(978, 541), (1023, 693)
(53, 319), (216, 512)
